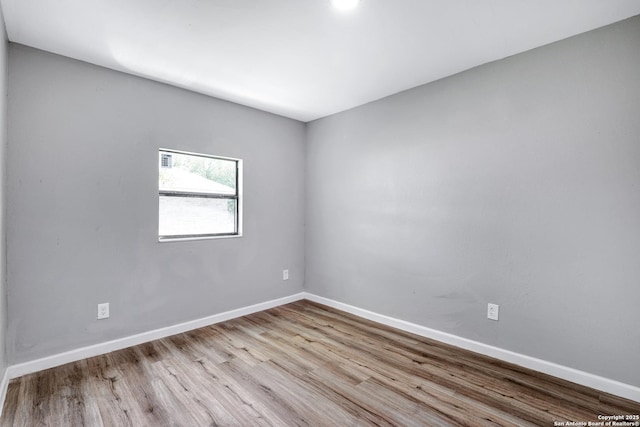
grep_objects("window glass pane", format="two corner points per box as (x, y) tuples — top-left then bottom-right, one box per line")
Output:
(159, 196), (236, 236)
(159, 151), (236, 195)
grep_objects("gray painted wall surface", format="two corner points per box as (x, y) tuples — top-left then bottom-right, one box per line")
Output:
(306, 16), (640, 386)
(7, 44), (305, 364)
(0, 6), (8, 375)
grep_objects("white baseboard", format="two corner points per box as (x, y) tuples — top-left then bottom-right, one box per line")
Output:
(0, 367), (10, 419)
(302, 292), (640, 403)
(3, 291), (638, 406)
(7, 292), (306, 380)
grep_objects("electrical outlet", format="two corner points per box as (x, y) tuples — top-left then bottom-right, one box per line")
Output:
(283, 269), (289, 280)
(97, 303), (110, 320)
(487, 303), (499, 321)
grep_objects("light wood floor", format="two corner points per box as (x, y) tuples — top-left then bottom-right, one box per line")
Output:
(2, 300), (639, 426)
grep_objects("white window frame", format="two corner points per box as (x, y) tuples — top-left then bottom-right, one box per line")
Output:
(158, 148), (243, 242)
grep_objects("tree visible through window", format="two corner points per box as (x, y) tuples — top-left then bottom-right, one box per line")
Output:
(158, 149), (241, 240)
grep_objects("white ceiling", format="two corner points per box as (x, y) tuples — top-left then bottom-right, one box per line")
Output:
(2, 1), (640, 122)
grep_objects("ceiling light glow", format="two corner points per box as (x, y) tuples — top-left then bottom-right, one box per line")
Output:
(331, 0), (360, 11)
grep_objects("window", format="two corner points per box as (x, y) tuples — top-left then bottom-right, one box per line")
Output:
(158, 149), (242, 241)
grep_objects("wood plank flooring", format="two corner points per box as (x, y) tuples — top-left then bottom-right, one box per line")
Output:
(2, 300), (639, 426)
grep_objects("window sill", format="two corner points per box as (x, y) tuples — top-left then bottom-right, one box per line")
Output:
(158, 234), (242, 243)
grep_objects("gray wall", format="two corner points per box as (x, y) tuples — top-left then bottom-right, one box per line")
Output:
(306, 16), (640, 386)
(7, 44), (305, 364)
(5, 14), (640, 389)
(0, 5), (8, 376)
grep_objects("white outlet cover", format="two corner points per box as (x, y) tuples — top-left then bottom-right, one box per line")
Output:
(98, 302), (110, 319)
(283, 269), (289, 280)
(487, 303), (499, 321)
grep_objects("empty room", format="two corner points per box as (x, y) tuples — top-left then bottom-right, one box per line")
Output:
(0, 0), (638, 425)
